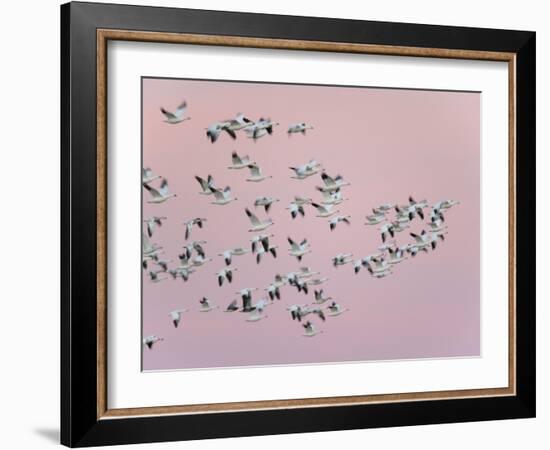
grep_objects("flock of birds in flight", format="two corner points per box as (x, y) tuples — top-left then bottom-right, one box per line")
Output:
(143, 100), (460, 350)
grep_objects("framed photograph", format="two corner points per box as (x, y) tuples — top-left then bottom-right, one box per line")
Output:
(61, 1), (535, 447)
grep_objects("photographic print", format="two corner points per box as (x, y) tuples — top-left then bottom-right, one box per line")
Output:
(141, 77), (479, 371)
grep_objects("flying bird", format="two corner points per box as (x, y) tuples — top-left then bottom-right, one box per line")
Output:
(250, 234), (274, 253)
(211, 186), (237, 205)
(287, 201), (305, 219)
(144, 178), (177, 204)
(246, 163), (272, 182)
(245, 208), (274, 232)
(183, 217), (207, 240)
(302, 321), (322, 337)
(206, 121), (236, 143)
(143, 216), (166, 238)
(314, 289), (333, 304)
(317, 172), (351, 192)
(288, 122), (314, 135)
(329, 215), (351, 230)
(311, 202), (339, 218)
(143, 335), (163, 349)
(216, 267), (237, 286)
(195, 175), (215, 195)
(228, 151), (252, 169)
(160, 100), (189, 124)
(219, 247), (250, 266)
(169, 309), (188, 328)
(254, 196), (279, 213)
(255, 244), (278, 264)
(332, 253), (353, 267)
(288, 237), (311, 261)
(199, 297), (217, 312)
(142, 167), (160, 185)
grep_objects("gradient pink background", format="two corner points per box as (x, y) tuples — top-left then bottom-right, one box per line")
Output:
(142, 78), (480, 371)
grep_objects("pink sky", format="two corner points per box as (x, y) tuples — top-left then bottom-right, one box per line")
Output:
(142, 77), (480, 371)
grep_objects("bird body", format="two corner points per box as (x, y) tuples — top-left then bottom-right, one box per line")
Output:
(288, 122), (314, 134)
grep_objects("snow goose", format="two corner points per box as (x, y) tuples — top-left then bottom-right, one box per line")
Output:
(329, 215), (351, 231)
(326, 301), (348, 317)
(427, 219), (447, 233)
(314, 289), (332, 304)
(169, 309), (188, 328)
(302, 321), (322, 337)
(245, 208), (274, 232)
(379, 223), (396, 243)
(332, 253), (353, 267)
(287, 237), (311, 261)
(143, 216), (166, 238)
(168, 267), (195, 282)
(191, 254), (212, 267)
(153, 259), (172, 272)
(317, 187), (347, 205)
(160, 100), (189, 124)
(199, 297), (218, 312)
(296, 267), (320, 279)
(273, 273), (288, 288)
(144, 178), (177, 204)
(246, 299), (270, 322)
(228, 151), (252, 169)
(182, 240), (207, 259)
(428, 230), (447, 250)
(287, 201), (305, 219)
(365, 258), (393, 278)
(265, 283), (281, 301)
(434, 199), (460, 210)
(245, 118), (279, 140)
(246, 163), (272, 182)
(289, 276), (309, 295)
(294, 196), (313, 206)
(255, 244), (278, 264)
(219, 247), (250, 266)
(289, 160), (322, 180)
(142, 233), (162, 258)
(311, 202), (339, 218)
(142, 167), (160, 185)
(306, 277), (328, 286)
(183, 217), (207, 240)
(217, 267), (237, 286)
(143, 335), (163, 349)
(206, 121), (236, 143)
(254, 196), (279, 213)
(410, 230), (431, 251)
(288, 122), (314, 134)
(250, 234), (274, 253)
(223, 113), (254, 131)
(225, 299), (239, 312)
(195, 175), (215, 195)
(387, 247), (407, 264)
(211, 186), (237, 205)
(317, 172), (351, 192)
(148, 270), (167, 283)
(236, 288), (259, 312)
(391, 220), (410, 233)
(365, 211), (386, 225)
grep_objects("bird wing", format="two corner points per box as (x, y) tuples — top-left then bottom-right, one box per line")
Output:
(160, 107), (176, 120)
(287, 237), (299, 250)
(210, 187), (225, 201)
(231, 151), (242, 165)
(143, 183), (161, 198)
(321, 172), (336, 186)
(245, 208), (261, 226)
(248, 164), (261, 176)
(174, 101), (187, 118)
(158, 178), (170, 196)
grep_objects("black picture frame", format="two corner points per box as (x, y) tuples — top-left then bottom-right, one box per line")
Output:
(61, 1), (535, 447)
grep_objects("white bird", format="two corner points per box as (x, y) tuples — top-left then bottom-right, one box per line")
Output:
(289, 161), (322, 179)
(332, 253), (353, 267)
(206, 121), (236, 143)
(236, 288), (259, 312)
(143, 335), (163, 349)
(314, 289), (332, 304)
(169, 309), (188, 328)
(246, 299), (270, 322)
(377, 240), (397, 254)
(219, 247), (250, 266)
(329, 215), (351, 231)
(265, 283), (281, 301)
(317, 172), (351, 192)
(326, 301), (348, 317)
(148, 270), (167, 283)
(434, 199), (460, 210)
(296, 267), (320, 279)
(168, 267), (195, 282)
(365, 257), (393, 277)
(143, 216), (166, 238)
(245, 118), (279, 140)
(182, 240), (207, 259)
(409, 230), (432, 251)
(306, 277), (328, 286)
(273, 273), (288, 288)
(317, 187), (347, 205)
(311, 202), (339, 218)
(250, 234), (274, 253)
(191, 254), (212, 267)
(391, 219), (410, 233)
(380, 223), (396, 243)
(144, 178), (177, 204)
(287, 201), (305, 219)
(217, 267), (237, 286)
(365, 211), (386, 225)
(427, 219), (447, 233)
(245, 208), (274, 232)
(225, 299), (239, 312)
(160, 100), (189, 124)
(254, 196), (279, 213)
(211, 186), (237, 205)
(255, 244), (277, 264)
(142, 167), (160, 185)
(199, 297), (218, 312)
(288, 237), (311, 261)
(387, 247), (407, 264)
(376, 203), (395, 212)
(223, 113), (254, 131)
(302, 321), (322, 337)
(183, 217), (207, 240)
(142, 233), (162, 258)
(228, 151), (252, 169)
(428, 230), (447, 250)
(246, 163), (272, 182)
(288, 122), (314, 135)
(294, 196), (313, 206)
(195, 175), (215, 195)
